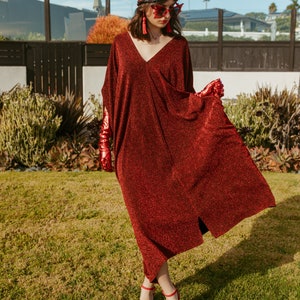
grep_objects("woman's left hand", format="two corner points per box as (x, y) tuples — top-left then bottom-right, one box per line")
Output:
(212, 78), (224, 98)
(195, 78), (224, 98)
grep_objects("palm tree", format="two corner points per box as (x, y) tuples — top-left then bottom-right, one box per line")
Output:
(105, 0), (111, 15)
(286, 0), (300, 11)
(203, 0), (210, 9)
(269, 2), (277, 14)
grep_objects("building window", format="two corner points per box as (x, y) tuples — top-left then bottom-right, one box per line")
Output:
(0, 0), (45, 40)
(0, 0), (98, 41)
(50, 0), (98, 41)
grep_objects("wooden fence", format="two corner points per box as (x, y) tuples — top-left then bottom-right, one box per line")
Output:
(25, 42), (84, 97)
(189, 41), (300, 71)
(0, 40), (299, 98)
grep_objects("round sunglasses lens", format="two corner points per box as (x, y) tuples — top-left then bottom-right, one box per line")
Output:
(152, 5), (166, 17)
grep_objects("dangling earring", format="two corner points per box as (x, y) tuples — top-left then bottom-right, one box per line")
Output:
(166, 21), (172, 33)
(142, 12), (147, 35)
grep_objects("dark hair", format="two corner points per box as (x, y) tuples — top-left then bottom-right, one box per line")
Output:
(128, 1), (182, 41)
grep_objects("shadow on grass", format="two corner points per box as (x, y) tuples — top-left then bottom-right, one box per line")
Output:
(179, 195), (300, 299)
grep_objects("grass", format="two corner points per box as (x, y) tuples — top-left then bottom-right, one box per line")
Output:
(0, 171), (299, 300)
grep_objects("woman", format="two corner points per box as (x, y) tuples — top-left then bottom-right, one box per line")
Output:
(99, 1), (276, 299)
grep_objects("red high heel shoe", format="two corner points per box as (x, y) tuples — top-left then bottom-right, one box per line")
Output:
(162, 288), (180, 300)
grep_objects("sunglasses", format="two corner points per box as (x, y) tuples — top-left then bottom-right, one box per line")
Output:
(151, 3), (183, 18)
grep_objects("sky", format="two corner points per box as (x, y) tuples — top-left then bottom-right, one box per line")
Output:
(50, 0), (293, 17)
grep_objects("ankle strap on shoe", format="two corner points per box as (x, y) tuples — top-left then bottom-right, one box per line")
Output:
(162, 288), (177, 297)
(141, 285), (155, 291)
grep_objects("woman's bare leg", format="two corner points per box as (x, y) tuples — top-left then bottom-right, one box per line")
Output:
(157, 262), (179, 299)
(140, 276), (155, 300)
(140, 262), (178, 299)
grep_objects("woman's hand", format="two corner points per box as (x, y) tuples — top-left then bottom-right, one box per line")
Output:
(195, 78), (224, 98)
(212, 78), (224, 98)
(99, 107), (113, 172)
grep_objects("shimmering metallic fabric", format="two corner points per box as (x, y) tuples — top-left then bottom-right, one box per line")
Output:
(101, 32), (275, 282)
(99, 107), (113, 172)
(195, 78), (224, 98)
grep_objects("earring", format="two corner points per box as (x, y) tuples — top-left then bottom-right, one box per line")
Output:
(166, 21), (172, 33)
(142, 13), (147, 35)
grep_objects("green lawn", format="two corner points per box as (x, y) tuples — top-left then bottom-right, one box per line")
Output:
(0, 171), (299, 299)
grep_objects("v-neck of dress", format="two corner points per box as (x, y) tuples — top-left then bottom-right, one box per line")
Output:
(127, 32), (175, 63)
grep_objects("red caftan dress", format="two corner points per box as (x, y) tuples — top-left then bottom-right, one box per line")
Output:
(101, 32), (276, 282)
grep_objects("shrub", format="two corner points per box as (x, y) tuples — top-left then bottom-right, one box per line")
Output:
(0, 34), (9, 41)
(224, 93), (274, 148)
(252, 86), (300, 150)
(185, 34), (218, 42)
(269, 146), (300, 173)
(249, 146), (300, 173)
(45, 138), (100, 171)
(86, 94), (102, 148)
(88, 93), (103, 121)
(184, 21), (219, 31)
(0, 85), (61, 168)
(248, 146), (271, 171)
(0, 86), (104, 171)
(86, 15), (129, 44)
(50, 89), (93, 144)
(46, 90), (100, 170)
(224, 86), (300, 150)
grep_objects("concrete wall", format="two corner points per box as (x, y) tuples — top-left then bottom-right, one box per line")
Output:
(82, 66), (106, 103)
(1, 66), (299, 103)
(83, 66), (300, 103)
(0, 67), (27, 93)
(193, 72), (300, 99)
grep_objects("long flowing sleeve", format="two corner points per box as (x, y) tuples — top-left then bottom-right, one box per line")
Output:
(183, 42), (195, 93)
(101, 41), (118, 133)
